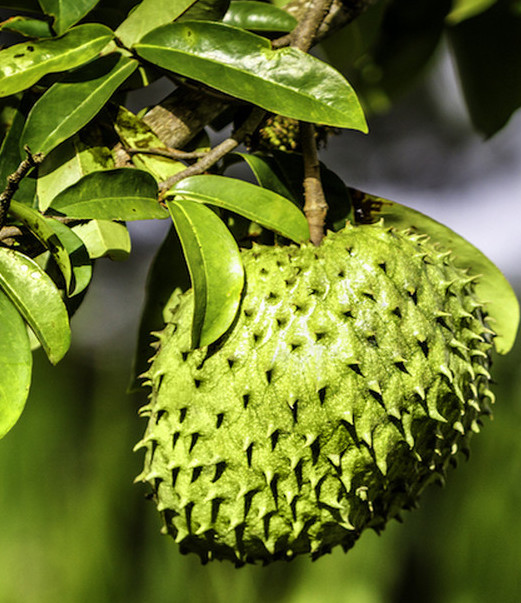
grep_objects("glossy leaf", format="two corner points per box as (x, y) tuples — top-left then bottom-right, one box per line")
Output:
(129, 226), (190, 390)
(0, 289), (32, 440)
(45, 218), (93, 296)
(22, 54), (137, 156)
(0, 16), (54, 38)
(170, 174), (309, 243)
(168, 199), (244, 348)
(228, 152), (298, 202)
(179, 0), (230, 21)
(37, 134), (115, 212)
(349, 188), (520, 355)
(448, 2), (521, 136)
(72, 220), (131, 261)
(135, 21), (368, 129)
(8, 200), (73, 293)
(38, 0), (101, 35)
(114, 106), (185, 181)
(0, 247), (71, 364)
(50, 168), (167, 220)
(115, 0), (196, 46)
(0, 24), (114, 98)
(223, 1), (297, 31)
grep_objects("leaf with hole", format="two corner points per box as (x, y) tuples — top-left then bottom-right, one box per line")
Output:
(0, 289), (32, 440)
(0, 247), (71, 364)
(21, 54), (138, 156)
(169, 175), (309, 243)
(135, 21), (367, 129)
(50, 168), (167, 220)
(168, 198), (244, 348)
(0, 24), (114, 98)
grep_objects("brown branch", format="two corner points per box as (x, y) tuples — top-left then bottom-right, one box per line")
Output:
(301, 122), (328, 246)
(273, 0), (376, 49)
(0, 225), (23, 242)
(0, 150), (45, 229)
(158, 107), (267, 195)
(126, 147), (208, 161)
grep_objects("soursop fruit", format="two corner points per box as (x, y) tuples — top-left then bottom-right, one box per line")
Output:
(136, 221), (495, 565)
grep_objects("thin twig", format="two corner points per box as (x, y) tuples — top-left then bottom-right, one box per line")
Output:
(0, 149), (45, 228)
(273, 0), (375, 49)
(301, 122), (328, 246)
(0, 225), (23, 242)
(158, 107), (267, 195)
(126, 147), (208, 161)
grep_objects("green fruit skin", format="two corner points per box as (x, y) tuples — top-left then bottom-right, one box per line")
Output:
(136, 222), (494, 565)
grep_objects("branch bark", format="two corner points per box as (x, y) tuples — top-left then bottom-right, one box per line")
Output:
(301, 122), (328, 246)
(0, 151), (44, 229)
(158, 107), (267, 194)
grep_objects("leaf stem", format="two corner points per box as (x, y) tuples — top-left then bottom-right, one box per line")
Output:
(0, 149), (45, 229)
(158, 107), (266, 195)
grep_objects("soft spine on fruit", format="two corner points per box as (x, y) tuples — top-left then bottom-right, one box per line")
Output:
(135, 222), (495, 565)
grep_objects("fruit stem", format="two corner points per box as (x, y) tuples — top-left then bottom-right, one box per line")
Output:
(301, 122), (328, 246)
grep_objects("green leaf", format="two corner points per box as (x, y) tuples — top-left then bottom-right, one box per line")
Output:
(114, 106), (185, 181)
(232, 151), (353, 231)
(447, 0), (497, 24)
(350, 188), (520, 355)
(115, 0), (197, 46)
(21, 54), (137, 156)
(178, 0), (230, 21)
(49, 168), (167, 220)
(0, 24), (114, 98)
(37, 134), (115, 212)
(223, 1), (297, 31)
(0, 16), (54, 38)
(227, 152), (298, 202)
(167, 199), (244, 348)
(129, 226), (190, 391)
(170, 174), (309, 243)
(38, 0), (101, 35)
(0, 247), (71, 364)
(45, 218), (93, 296)
(8, 200), (73, 294)
(448, 2), (521, 136)
(135, 21), (368, 129)
(0, 289), (32, 440)
(72, 220), (131, 260)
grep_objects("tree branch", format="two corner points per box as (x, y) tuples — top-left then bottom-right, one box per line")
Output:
(273, 0), (376, 49)
(0, 150), (44, 229)
(158, 107), (267, 195)
(126, 147), (208, 161)
(301, 122), (328, 246)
